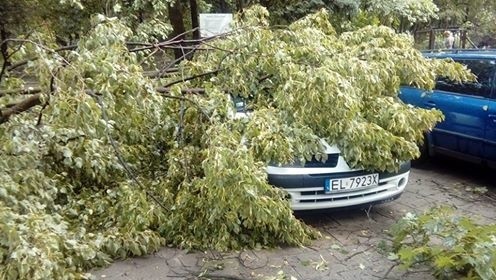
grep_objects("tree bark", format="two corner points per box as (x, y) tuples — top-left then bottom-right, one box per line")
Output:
(219, 0), (229, 12)
(260, 0), (270, 8)
(168, 0), (186, 60)
(235, 0), (243, 12)
(0, 26), (9, 83)
(0, 93), (41, 124)
(190, 0), (200, 40)
(0, 25), (8, 62)
(0, 12), (11, 83)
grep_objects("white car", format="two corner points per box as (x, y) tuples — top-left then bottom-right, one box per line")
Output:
(232, 97), (410, 211)
(266, 141), (410, 211)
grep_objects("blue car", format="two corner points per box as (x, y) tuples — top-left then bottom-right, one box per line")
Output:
(399, 50), (496, 167)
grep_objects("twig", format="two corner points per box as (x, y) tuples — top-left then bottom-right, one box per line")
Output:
(483, 193), (496, 203)
(364, 204), (374, 220)
(156, 87), (206, 94)
(4, 38), (72, 70)
(139, 48), (160, 66)
(165, 28), (199, 46)
(140, 45), (215, 51)
(159, 92), (210, 120)
(177, 99), (185, 144)
(125, 41), (155, 47)
(197, 274), (246, 280)
(430, 179), (441, 186)
(1, 84), (205, 98)
(156, 40), (210, 76)
(129, 38), (207, 53)
(4, 43), (107, 71)
(344, 246), (373, 261)
(88, 92), (170, 212)
(156, 45), (199, 78)
(258, 74), (273, 83)
(383, 263), (399, 279)
(161, 69), (221, 88)
(3, 27), (243, 73)
(4, 39), (193, 72)
(144, 68), (179, 78)
(128, 28), (231, 53)
(200, 41), (235, 54)
(36, 70), (59, 126)
(0, 87), (42, 97)
(1, 87), (209, 125)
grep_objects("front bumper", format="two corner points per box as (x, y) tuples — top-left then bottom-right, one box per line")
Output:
(267, 161), (410, 211)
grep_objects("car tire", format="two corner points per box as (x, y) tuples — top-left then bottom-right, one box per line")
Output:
(413, 134), (430, 164)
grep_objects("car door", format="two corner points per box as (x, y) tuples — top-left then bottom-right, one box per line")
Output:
(483, 64), (496, 166)
(426, 59), (495, 162)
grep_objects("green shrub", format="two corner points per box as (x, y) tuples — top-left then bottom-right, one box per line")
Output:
(390, 206), (496, 280)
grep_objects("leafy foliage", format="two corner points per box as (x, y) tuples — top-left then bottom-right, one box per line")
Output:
(433, 0), (496, 47)
(390, 207), (496, 280)
(266, 0), (361, 24)
(0, 5), (472, 280)
(181, 8), (472, 171)
(0, 0), (172, 44)
(364, 0), (438, 25)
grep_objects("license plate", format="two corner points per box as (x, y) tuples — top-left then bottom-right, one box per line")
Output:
(325, 174), (379, 193)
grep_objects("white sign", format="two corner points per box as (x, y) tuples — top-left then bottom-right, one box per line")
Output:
(199, 13), (233, 37)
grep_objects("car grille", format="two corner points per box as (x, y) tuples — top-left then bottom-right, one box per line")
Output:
(303, 154), (339, 168)
(298, 187), (389, 203)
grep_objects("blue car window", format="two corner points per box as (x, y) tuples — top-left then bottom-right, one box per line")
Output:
(435, 59), (496, 98)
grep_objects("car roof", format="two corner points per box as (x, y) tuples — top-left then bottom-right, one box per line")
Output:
(421, 49), (496, 60)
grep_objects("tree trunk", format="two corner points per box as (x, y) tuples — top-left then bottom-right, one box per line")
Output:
(398, 17), (405, 33)
(0, 19), (10, 83)
(0, 20), (10, 65)
(190, 0), (200, 40)
(236, 0), (243, 12)
(168, 0), (186, 60)
(260, 0), (270, 8)
(219, 0), (229, 12)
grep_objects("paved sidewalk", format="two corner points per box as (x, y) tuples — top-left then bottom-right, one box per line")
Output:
(94, 160), (496, 280)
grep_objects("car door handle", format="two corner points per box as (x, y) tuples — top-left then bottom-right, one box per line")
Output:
(424, 101), (436, 107)
(488, 114), (496, 124)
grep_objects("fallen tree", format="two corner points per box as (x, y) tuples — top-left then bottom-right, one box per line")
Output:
(0, 6), (472, 279)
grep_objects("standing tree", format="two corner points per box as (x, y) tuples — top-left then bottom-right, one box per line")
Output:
(432, 0), (496, 46)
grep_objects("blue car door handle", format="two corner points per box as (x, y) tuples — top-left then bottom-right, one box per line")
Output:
(424, 101), (436, 107)
(488, 114), (496, 123)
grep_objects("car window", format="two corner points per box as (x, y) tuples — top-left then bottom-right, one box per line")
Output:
(435, 59), (496, 98)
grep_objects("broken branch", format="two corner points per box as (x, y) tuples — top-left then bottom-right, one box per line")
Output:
(0, 93), (41, 124)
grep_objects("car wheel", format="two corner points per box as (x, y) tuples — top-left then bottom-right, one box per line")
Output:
(413, 134), (430, 164)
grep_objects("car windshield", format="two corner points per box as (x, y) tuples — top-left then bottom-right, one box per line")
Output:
(435, 59), (496, 98)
